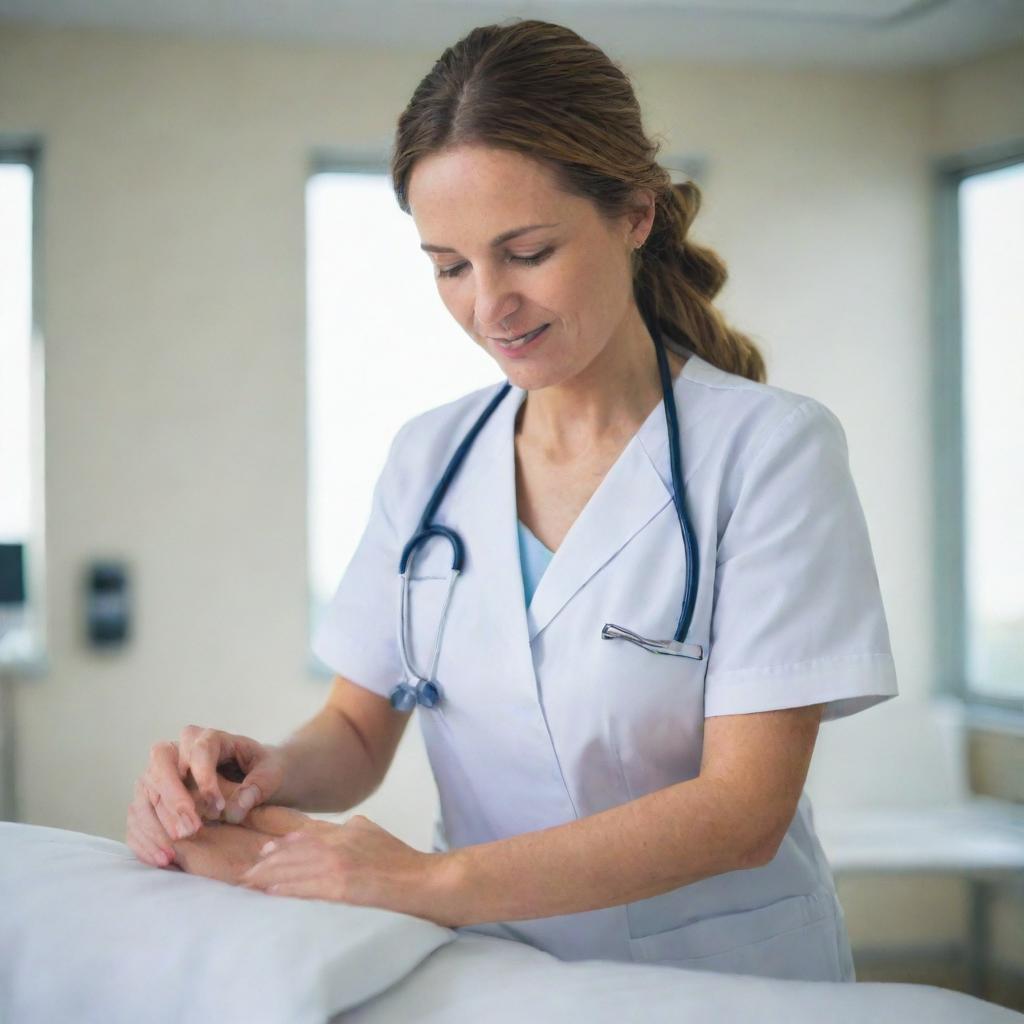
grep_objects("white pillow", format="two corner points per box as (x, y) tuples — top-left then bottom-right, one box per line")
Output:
(0, 822), (455, 1024)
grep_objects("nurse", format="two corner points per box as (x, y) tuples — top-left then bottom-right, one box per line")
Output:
(126, 18), (898, 983)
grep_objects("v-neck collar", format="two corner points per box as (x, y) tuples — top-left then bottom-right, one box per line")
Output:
(466, 348), (702, 644)
(518, 518), (555, 558)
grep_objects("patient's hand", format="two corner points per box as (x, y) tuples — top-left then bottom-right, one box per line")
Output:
(171, 773), (335, 885)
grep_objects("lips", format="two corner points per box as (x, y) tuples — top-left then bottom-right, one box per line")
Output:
(494, 324), (548, 343)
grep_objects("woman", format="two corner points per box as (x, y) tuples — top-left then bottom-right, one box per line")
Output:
(126, 19), (898, 983)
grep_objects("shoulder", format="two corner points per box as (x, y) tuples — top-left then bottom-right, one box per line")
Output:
(680, 352), (847, 475)
(399, 381), (505, 436)
(382, 380), (509, 479)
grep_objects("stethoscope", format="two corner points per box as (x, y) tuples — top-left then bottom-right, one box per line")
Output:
(389, 326), (704, 713)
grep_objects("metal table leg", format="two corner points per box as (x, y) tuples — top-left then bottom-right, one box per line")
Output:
(967, 878), (990, 1000)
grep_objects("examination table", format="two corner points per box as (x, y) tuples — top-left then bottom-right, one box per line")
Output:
(1, 822), (1020, 1023)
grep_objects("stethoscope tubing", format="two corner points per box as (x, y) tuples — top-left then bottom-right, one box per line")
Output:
(652, 327), (699, 645)
(390, 326), (703, 711)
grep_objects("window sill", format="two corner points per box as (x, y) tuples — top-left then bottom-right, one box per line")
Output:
(964, 700), (1024, 739)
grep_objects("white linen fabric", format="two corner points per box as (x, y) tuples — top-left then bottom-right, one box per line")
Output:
(312, 347), (899, 977)
(342, 932), (1024, 1024)
(0, 823), (455, 1024)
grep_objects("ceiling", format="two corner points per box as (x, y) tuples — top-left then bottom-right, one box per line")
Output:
(1, 0), (1023, 70)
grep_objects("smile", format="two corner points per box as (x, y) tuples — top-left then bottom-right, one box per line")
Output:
(495, 324), (548, 350)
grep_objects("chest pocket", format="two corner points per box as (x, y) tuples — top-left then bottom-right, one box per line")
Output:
(597, 623), (708, 800)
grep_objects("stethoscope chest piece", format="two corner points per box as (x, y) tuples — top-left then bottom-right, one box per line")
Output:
(390, 550), (461, 713)
(389, 677), (443, 711)
(389, 683), (418, 712)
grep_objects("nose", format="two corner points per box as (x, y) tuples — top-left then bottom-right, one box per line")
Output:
(473, 266), (521, 336)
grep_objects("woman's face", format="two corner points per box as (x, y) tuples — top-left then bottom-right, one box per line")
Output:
(407, 144), (650, 392)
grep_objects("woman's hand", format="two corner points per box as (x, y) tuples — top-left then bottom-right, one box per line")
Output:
(125, 725), (288, 868)
(239, 814), (451, 924)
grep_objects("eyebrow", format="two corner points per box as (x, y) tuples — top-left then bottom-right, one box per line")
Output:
(420, 223), (560, 254)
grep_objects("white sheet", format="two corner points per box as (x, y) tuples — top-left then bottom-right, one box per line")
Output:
(341, 931), (1024, 1024)
(0, 822), (454, 1024)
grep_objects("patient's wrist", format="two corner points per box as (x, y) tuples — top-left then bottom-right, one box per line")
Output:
(171, 820), (273, 885)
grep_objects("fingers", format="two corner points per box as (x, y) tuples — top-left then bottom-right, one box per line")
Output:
(222, 737), (277, 824)
(126, 779), (177, 868)
(224, 781), (262, 825)
(136, 727), (278, 849)
(126, 816), (170, 867)
(144, 740), (202, 840)
(180, 725), (227, 820)
(241, 832), (319, 890)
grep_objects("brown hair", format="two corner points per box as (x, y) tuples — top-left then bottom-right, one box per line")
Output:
(390, 18), (766, 383)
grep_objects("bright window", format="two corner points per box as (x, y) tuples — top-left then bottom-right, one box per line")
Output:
(0, 157), (39, 665)
(305, 168), (499, 662)
(959, 161), (1024, 703)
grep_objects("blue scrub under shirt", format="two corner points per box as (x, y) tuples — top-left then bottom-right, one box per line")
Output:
(516, 519), (555, 608)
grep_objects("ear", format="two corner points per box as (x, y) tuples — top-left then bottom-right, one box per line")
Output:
(626, 187), (657, 247)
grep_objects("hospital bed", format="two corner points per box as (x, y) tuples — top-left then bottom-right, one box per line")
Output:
(1, 821), (1021, 1023)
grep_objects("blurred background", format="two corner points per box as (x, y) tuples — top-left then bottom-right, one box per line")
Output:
(0, 0), (1022, 1010)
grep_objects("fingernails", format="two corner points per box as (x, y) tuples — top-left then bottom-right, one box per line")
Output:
(177, 812), (196, 839)
(238, 787), (259, 813)
(225, 787), (259, 824)
(260, 841), (276, 856)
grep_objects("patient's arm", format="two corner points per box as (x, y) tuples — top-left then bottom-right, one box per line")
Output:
(170, 771), (334, 885)
(170, 821), (273, 884)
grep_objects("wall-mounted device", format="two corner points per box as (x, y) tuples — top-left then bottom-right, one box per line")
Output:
(86, 561), (131, 648)
(0, 544), (25, 607)
(1, 543), (27, 820)
(0, 543), (26, 657)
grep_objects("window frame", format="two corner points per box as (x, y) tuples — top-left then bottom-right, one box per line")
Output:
(932, 136), (1024, 728)
(0, 137), (47, 677)
(304, 150), (391, 679)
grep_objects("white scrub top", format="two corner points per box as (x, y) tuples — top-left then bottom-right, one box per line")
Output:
(311, 348), (898, 982)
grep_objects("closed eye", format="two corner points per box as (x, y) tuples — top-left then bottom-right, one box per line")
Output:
(436, 247), (554, 280)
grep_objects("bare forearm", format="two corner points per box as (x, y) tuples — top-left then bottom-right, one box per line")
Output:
(436, 776), (772, 927)
(272, 707), (381, 813)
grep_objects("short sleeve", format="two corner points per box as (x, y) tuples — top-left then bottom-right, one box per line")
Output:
(703, 399), (898, 723)
(310, 426), (408, 701)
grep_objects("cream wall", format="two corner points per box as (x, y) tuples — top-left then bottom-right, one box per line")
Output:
(0, 18), (1021, 962)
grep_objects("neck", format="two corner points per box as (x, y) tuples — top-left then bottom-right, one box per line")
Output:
(516, 310), (686, 462)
